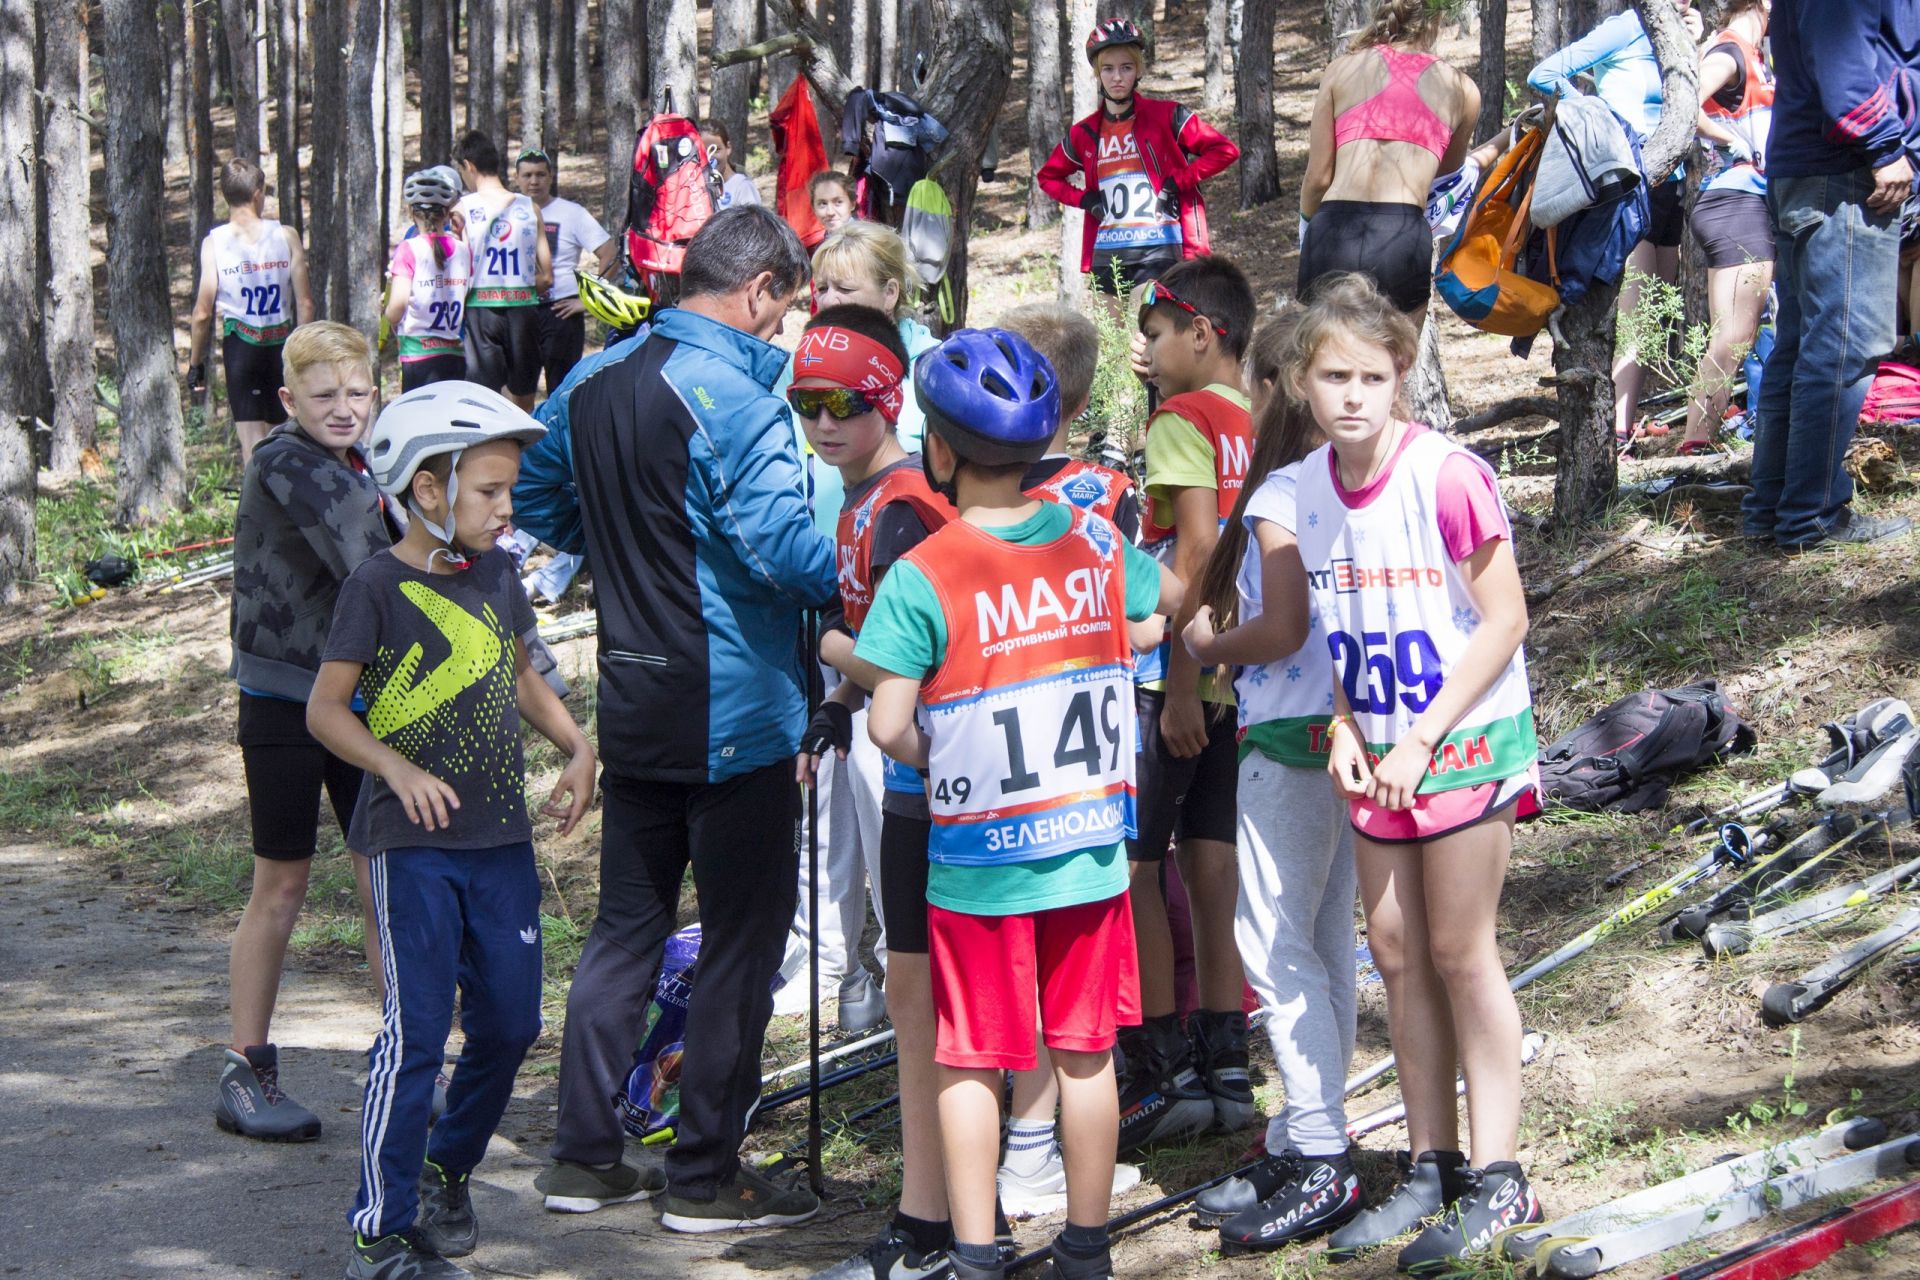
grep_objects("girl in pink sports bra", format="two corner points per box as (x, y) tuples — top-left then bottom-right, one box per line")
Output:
(1300, 0), (1479, 323)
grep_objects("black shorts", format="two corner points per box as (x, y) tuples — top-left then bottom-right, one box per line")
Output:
(1090, 247), (1181, 297)
(237, 693), (364, 860)
(221, 332), (289, 424)
(1690, 189), (1775, 268)
(1644, 177), (1685, 249)
(1126, 686), (1239, 862)
(1299, 200), (1433, 315)
(879, 811), (932, 954)
(536, 301), (588, 394)
(400, 353), (467, 392)
(463, 304), (542, 396)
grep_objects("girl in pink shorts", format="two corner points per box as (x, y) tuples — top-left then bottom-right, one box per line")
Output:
(1286, 274), (1541, 1273)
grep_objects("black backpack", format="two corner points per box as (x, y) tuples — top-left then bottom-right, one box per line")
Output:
(1538, 680), (1758, 813)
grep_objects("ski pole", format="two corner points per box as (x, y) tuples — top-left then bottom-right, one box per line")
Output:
(1343, 1032), (1544, 1139)
(1346, 824), (1754, 1097)
(1704, 850), (1920, 959)
(805, 610), (824, 1197)
(1659, 817), (1853, 941)
(757, 1052), (900, 1116)
(762, 1027), (897, 1085)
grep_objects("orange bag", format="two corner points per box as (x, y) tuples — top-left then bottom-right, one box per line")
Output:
(1434, 125), (1562, 338)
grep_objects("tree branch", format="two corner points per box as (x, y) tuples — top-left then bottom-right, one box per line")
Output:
(711, 31), (812, 71)
(1630, 0), (1699, 183)
(31, 88), (105, 136)
(763, 0), (859, 124)
(1453, 395), (1560, 435)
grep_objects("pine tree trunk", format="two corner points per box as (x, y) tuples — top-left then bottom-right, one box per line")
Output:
(1478, 0), (1506, 140)
(489, 0), (507, 140)
(548, 0), (568, 143)
(846, 0), (869, 91)
(517, 0), (541, 149)
(468, 0), (494, 134)
(1025, 0), (1063, 229)
(1531, 0), (1561, 66)
(310, 0), (347, 317)
(602, 0), (639, 234)
(190, 0), (217, 253)
(1325, 0), (1367, 54)
(1060, 0), (1095, 304)
(1407, 319), (1453, 431)
(0, 0), (37, 596)
(650, 0), (695, 119)
(221, 0), (262, 164)
(256, 0), (270, 153)
(571, 0), (593, 153)
(421, 0), (452, 162)
(273, 0), (302, 229)
(1235, 0), (1279, 207)
(877, 0), (898, 90)
(164, 0), (189, 159)
(40, 0), (98, 475)
(1203, 0), (1229, 109)
(711, 0), (754, 160)
(384, 0), (405, 237)
(104, 0), (189, 526)
(346, 0), (384, 339)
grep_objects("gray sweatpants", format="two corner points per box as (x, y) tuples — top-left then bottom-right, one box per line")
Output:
(1234, 752), (1358, 1156)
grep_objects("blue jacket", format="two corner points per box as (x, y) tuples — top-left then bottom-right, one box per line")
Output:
(1769, 0), (1920, 177)
(1529, 12), (1665, 138)
(562, 308), (838, 783)
(514, 325), (652, 556)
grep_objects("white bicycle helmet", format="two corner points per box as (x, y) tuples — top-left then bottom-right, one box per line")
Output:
(368, 381), (547, 549)
(403, 165), (463, 209)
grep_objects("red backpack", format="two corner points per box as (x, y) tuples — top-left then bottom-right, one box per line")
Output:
(1860, 361), (1920, 425)
(626, 92), (722, 301)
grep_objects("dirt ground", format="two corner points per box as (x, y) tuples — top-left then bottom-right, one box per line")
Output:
(8, 3), (1920, 1277)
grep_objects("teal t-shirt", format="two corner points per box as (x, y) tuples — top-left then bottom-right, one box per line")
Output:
(855, 501), (1162, 915)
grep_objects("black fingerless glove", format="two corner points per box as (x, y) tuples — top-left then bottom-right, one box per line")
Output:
(1080, 188), (1107, 220)
(802, 701), (854, 758)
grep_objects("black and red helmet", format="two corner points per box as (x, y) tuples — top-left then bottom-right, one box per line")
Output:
(1084, 17), (1146, 62)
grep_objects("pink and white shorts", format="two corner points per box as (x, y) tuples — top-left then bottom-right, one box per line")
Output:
(1350, 765), (1540, 844)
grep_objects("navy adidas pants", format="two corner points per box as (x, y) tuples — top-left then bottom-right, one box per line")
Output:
(350, 842), (544, 1241)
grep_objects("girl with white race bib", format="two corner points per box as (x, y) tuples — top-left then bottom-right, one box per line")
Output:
(1286, 274), (1542, 1273)
(384, 167), (475, 392)
(1179, 307), (1365, 1253)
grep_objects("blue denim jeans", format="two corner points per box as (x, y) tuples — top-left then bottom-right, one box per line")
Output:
(1741, 169), (1901, 545)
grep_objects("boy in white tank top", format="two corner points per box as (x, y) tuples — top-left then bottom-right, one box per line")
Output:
(456, 131), (553, 412)
(188, 158), (314, 465)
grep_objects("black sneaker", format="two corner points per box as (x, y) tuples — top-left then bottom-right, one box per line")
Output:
(1219, 1150), (1364, 1251)
(343, 1231), (473, 1279)
(808, 1225), (951, 1279)
(534, 1159), (667, 1213)
(660, 1161), (821, 1232)
(1046, 1236), (1112, 1280)
(1397, 1161), (1542, 1274)
(1116, 1023), (1212, 1152)
(1193, 1150), (1304, 1226)
(216, 1044), (322, 1142)
(1327, 1149), (1468, 1257)
(1188, 1010), (1257, 1132)
(415, 1159), (477, 1258)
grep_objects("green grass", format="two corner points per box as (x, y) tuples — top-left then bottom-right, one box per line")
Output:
(0, 766), (88, 833)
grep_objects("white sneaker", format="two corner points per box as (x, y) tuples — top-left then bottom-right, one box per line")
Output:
(996, 1142), (1142, 1219)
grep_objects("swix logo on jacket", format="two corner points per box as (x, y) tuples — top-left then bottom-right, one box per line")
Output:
(1026, 459), (1134, 526)
(905, 509), (1137, 866)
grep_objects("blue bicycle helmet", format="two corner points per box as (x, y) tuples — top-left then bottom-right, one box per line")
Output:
(914, 328), (1061, 468)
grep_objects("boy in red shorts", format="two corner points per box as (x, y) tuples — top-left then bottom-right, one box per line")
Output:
(860, 329), (1182, 1280)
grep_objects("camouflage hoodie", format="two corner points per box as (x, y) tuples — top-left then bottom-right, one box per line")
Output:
(229, 422), (396, 701)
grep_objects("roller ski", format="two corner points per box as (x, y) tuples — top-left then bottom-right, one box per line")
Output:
(1760, 902), (1920, 1026)
(1659, 816), (1865, 942)
(1495, 1118), (1916, 1278)
(1659, 1175), (1920, 1279)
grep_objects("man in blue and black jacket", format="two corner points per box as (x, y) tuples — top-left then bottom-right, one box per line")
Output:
(1744, 0), (1919, 550)
(530, 206), (838, 1231)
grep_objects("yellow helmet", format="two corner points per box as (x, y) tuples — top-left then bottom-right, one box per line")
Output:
(577, 272), (653, 330)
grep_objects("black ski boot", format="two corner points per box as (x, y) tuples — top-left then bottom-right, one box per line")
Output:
(1044, 1234), (1112, 1280)
(1188, 1010), (1257, 1133)
(1397, 1161), (1542, 1273)
(1194, 1149), (1304, 1226)
(1326, 1149), (1468, 1257)
(1218, 1149), (1364, 1251)
(1116, 1018), (1212, 1152)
